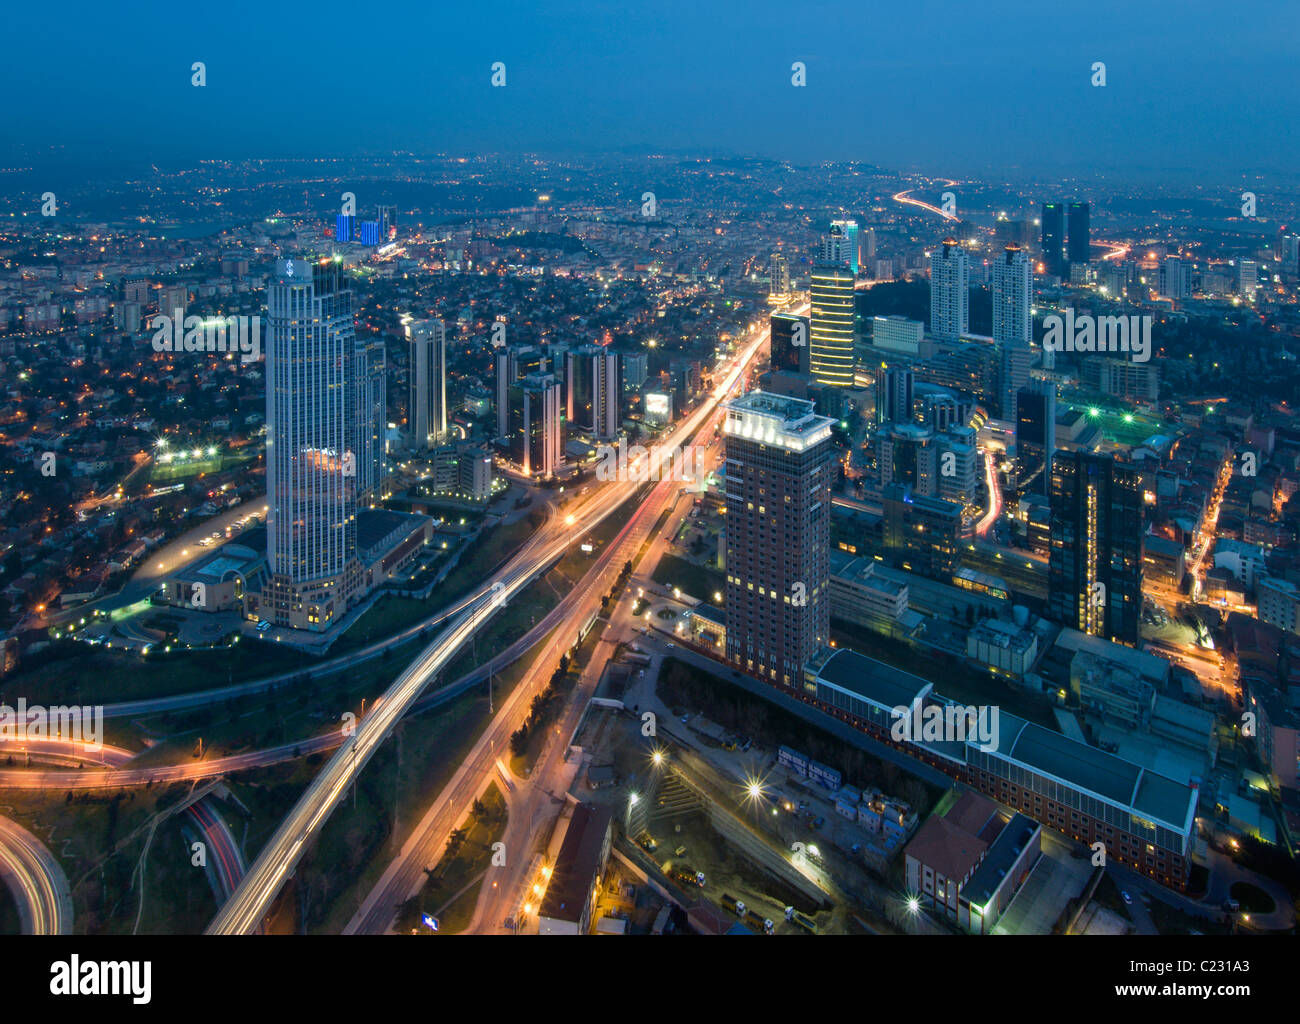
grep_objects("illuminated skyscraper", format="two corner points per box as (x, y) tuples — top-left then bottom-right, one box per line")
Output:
(723, 392), (835, 685)
(929, 238), (969, 342)
(769, 253), (791, 297)
(993, 244), (1032, 423)
(263, 256), (361, 631)
(407, 319), (447, 450)
(809, 263), (856, 387)
(830, 219), (860, 273)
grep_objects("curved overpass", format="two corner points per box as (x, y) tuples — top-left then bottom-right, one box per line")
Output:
(0, 815), (72, 935)
(206, 310), (783, 935)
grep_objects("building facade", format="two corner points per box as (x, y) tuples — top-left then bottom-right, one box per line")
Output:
(724, 392), (835, 685)
(1048, 451), (1143, 646)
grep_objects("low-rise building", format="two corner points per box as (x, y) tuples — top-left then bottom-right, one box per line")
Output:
(967, 618), (1039, 681)
(538, 802), (613, 935)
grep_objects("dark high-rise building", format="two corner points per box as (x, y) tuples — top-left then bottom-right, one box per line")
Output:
(507, 373), (562, 478)
(929, 237), (969, 342)
(1048, 451), (1143, 646)
(723, 392), (835, 686)
(495, 345), (546, 440)
(993, 244), (1032, 425)
(1041, 202), (1066, 277)
(359, 334), (387, 503)
(566, 344), (619, 439)
(879, 484), (962, 579)
(874, 366), (914, 426)
(1067, 201), (1090, 266)
(1016, 381), (1056, 496)
(770, 312), (811, 375)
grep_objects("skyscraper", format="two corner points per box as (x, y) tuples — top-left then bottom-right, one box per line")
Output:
(830, 219), (860, 273)
(993, 244), (1032, 423)
(1015, 380), (1056, 496)
(566, 344), (619, 439)
(876, 423), (937, 496)
(1067, 201), (1090, 266)
(1161, 257), (1191, 301)
(1237, 259), (1258, 301)
(770, 312), (811, 374)
(619, 350), (648, 393)
(1048, 451), (1143, 646)
(723, 392), (835, 685)
(875, 366), (914, 426)
(263, 256), (361, 631)
(769, 253), (790, 297)
(1041, 202), (1065, 277)
(508, 373), (563, 477)
(820, 222), (856, 270)
(929, 238), (969, 342)
(809, 263), (856, 387)
(407, 319), (447, 450)
(358, 335), (387, 503)
(495, 345), (546, 440)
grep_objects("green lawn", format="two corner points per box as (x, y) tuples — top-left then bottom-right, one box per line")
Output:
(397, 783), (508, 935)
(652, 553), (726, 605)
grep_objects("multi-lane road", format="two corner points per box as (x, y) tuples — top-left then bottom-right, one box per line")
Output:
(0, 814), (72, 935)
(207, 310), (782, 934)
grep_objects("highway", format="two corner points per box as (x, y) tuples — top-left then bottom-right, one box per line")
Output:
(186, 796), (248, 907)
(207, 308), (783, 934)
(975, 450), (1002, 537)
(0, 814), (73, 935)
(891, 181), (960, 221)
(346, 471), (670, 934)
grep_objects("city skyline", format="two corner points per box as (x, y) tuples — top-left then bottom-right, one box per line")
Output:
(0, 0), (1295, 968)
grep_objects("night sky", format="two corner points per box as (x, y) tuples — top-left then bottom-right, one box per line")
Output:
(3, 0), (1297, 177)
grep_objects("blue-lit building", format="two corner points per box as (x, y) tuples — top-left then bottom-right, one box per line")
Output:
(335, 213), (355, 243)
